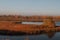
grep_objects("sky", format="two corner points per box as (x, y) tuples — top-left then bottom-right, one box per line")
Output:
(0, 0), (60, 16)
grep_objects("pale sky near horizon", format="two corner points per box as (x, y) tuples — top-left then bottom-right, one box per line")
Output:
(0, 0), (60, 16)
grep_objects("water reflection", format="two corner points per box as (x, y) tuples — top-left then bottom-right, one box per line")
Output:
(23, 31), (59, 40)
(0, 31), (60, 40)
(24, 31), (60, 40)
(45, 31), (55, 39)
(24, 36), (29, 40)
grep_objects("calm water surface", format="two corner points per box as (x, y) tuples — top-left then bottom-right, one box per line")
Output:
(0, 32), (60, 40)
(0, 22), (60, 40)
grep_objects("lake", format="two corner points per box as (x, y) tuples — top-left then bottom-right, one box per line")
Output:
(0, 32), (60, 40)
(0, 22), (60, 40)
